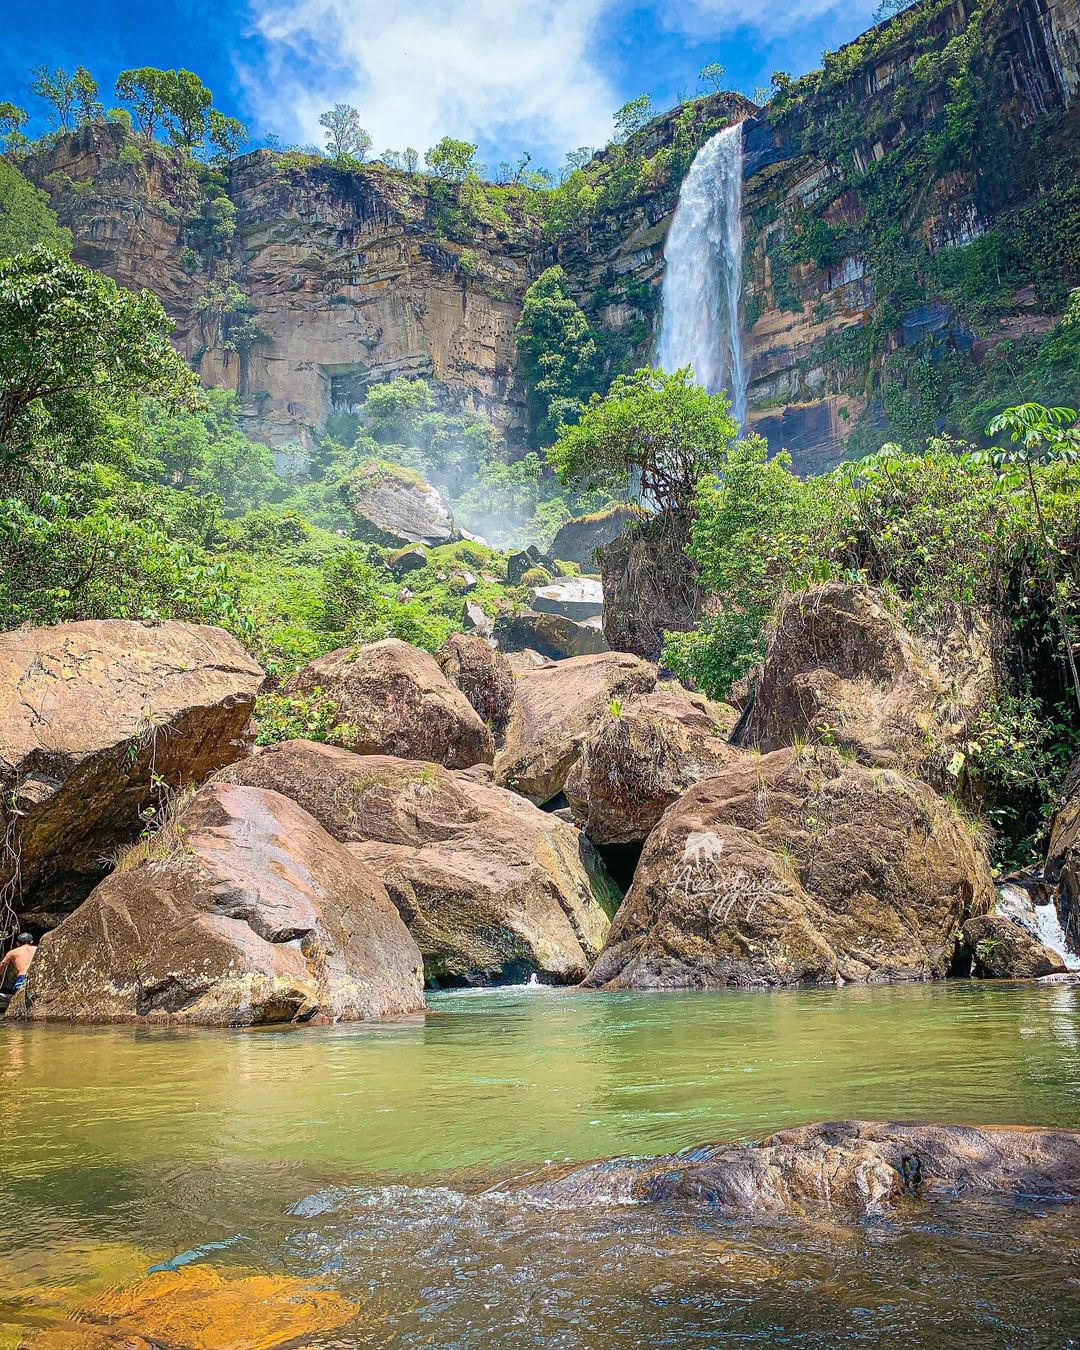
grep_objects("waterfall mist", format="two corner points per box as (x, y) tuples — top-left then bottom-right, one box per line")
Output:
(655, 122), (747, 425)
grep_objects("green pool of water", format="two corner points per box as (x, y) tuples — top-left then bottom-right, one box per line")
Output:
(2, 980), (1079, 1345)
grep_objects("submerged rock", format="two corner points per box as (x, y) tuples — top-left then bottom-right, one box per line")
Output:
(284, 637), (493, 768)
(436, 632), (514, 729)
(342, 460), (454, 547)
(510, 1120), (1080, 1216)
(11, 783), (425, 1026)
(222, 740), (617, 985)
(962, 915), (1067, 979)
(584, 745), (995, 990)
(495, 609), (609, 661)
(740, 583), (999, 786)
(495, 652), (658, 804)
(0, 619), (263, 923)
(566, 689), (739, 846)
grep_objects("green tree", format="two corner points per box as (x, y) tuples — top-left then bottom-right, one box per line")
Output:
(0, 101), (28, 151)
(0, 249), (198, 478)
(699, 62), (726, 94)
(613, 95), (652, 142)
(166, 69), (212, 154)
(73, 66), (104, 125)
(115, 67), (173, 140)
(402, 146), (419, 173)
(29, 65), (78, 130)
(319, 104), (371, 161)
(549, 366), (738, 513)
(207, 109), (248, 161)
(425, 136), (479, 181)
(0, 160), (72, 256)
(516, 266), (599, 446)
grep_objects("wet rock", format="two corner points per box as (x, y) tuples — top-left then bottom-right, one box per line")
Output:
(496, 652), (658, 804)
(511, 1121), (1080, 1216)
(436, 632), (514, 729)
(284, 637), (493, 768)
(11, 783), (425, 1026)
(600, 511), (705, 660)
(584, 745), (995, 990)
(494, 610), (609, 661)
(507, 545), (556, 585)
(0, 619), (263, 922)
(531, 577), (604, 620)
(962, 915), (1067, 979)
(551, 503), (646, 567)
(222, 740), (616, 985)
(566, 689), (739, 846)
(342, 461), (454, 547)
(740, 583), (1000, 786)
(1047, 754), (1080, 950)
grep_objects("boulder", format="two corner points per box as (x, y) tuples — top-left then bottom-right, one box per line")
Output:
(10, 783), (425, 1026)
(495, 652), (658, 804)
(531, 577), (604, 620)
(962, 915), (1067, 979)
(566, 689), (740, 846)
(584, 745), (995, 990)
(388, 545), (429, 576)
(342, 460), (454, 547)
(436, 632), (514, 728)
(740, 583), (999, 786)
(507, 545), (555, 585)
(510, 1120), (1080, 1217)
(600, 510), (705, 660)
(461, 598), (493, 636)
(0, 619), (263, 923)
(494, 610), (609, 661)
(284, 637), (493, 768)
(221, 740), (616, 985)
(1047, 754), (1080, 950)
(551, 503), (646, 567)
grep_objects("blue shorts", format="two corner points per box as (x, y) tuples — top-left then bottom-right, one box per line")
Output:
(12, 975), (26, 992)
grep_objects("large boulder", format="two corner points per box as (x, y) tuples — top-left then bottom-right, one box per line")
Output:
(435, 632), (514, 729)
(341, 460), (454, 546)
(740, 584), (999, 786)
(10, 783), (425, 1026)
(494, 610), (609, 661)
(0, 619), (263, 924)
(551, 503), (645, 567)
(284, 638), (493, 768)
(600, 510), (705, 660)
(510, 1120), (1080, 1217)
(530, 577), (604, 620)
(495, 652), (658, 804)
(221, 740), (618, 985)
(584, 745), (995, 990)
(566, 689), (739, 846)
(962, 915), (1067, 979)
(1047, 755), (1080, 950)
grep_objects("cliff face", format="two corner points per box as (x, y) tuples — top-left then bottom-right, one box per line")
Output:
(26, 0), (1080, 472)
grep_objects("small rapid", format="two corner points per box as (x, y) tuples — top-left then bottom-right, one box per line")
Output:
(655, 121), (747, 423)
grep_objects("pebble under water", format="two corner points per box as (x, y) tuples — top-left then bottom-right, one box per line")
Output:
(2, 980), (1079, 1346)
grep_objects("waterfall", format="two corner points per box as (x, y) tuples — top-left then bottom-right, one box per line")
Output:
(655, 121), (747, 424)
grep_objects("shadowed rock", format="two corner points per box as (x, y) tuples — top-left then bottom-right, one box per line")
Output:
(584, 745), (995, 989)
(1047, 754), (1080, 951)
(222, 740), (617, 985)
(962, 915), (1067, 979)
(436, 632), (514, 729)
(0, 619), (264, 923)
(495, 652), (658, 804)
(551, 504), (646, 567)
(600, 511), (705, 660)
(495, 610), (609, 661)
(508, 1120), (1080, 1216)
(10, 783), (425, 1026)
(566, 689), (739, 846)
(284, 638), (493, 768)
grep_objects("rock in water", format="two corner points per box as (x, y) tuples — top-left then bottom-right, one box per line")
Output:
(550, 504), (645, 567)
(495, 652), (658, 804)
(740, 583), (999, 785)
(584, 745), (995, 989)
(10, 783), (425, 1026)
(962, 915), (1067, 978)
(0, 619), (264, 923)
(566, 689), (739, 845)
(284, 638), (493, 768)
(222, 740), (617, 985)
(435, 632), (514, 729)
(510, 1121), (1080, 1216)
(494, 610), (609, 661)
(341, 461), (454, 547)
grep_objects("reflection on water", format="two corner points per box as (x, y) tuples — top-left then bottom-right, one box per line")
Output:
(2, 981), (1079, 1345)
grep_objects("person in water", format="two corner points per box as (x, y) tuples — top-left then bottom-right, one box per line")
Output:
(0, 934), (37, 994)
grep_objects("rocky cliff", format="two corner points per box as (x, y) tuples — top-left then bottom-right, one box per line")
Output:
(24, 0), (1080, 471)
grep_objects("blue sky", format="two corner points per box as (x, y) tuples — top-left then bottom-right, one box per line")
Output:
(1, 1), (881, 170)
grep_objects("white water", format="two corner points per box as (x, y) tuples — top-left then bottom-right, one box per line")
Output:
(655, 122), (747, 424)
(997, 883), (1080, 970)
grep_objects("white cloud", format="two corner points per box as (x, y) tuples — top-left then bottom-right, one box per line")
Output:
(243, 0), (618, 167)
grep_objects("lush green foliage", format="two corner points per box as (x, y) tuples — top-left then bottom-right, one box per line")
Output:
(0, 161), (71, 257)
(516, 267), (600, 446)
